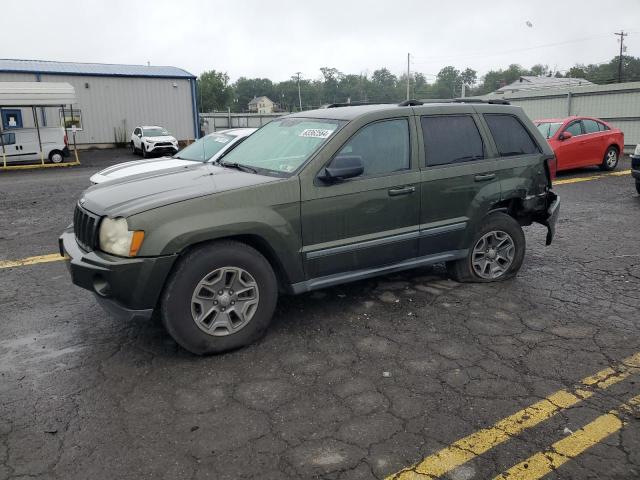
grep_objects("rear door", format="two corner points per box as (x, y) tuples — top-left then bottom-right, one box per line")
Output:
(582, 119), (607, 165)
(416, 106), (500, 256)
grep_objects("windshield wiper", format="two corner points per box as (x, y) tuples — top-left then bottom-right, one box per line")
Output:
(217, 161), (258, 174)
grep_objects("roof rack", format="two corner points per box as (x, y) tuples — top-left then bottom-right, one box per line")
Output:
(324, 98), (511, 109)
(407, 98), (511, 106)
(324, 101), (389, 108)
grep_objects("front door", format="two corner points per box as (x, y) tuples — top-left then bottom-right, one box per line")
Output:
(301, 118), (421, 280)
(555, 120), (586, 170)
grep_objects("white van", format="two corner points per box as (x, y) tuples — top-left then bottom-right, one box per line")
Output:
(0, 127), (69, 164)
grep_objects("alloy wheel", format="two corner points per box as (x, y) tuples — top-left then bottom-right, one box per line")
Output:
(471, 230), (515, 279)
(190, 266), (260, 336)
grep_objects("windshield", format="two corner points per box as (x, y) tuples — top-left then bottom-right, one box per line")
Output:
(174, 133), (235, 162)
(143, 127), (170, 137)
(536, 122), (562, 139)
(219, 118), (344, 174)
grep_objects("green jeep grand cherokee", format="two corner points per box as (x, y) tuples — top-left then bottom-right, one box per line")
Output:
(60, 100), (560, 354)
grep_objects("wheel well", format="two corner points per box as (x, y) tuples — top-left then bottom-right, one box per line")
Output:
(608, 144), (620, 154)
(488, 198), (530, 225)
(179, 235), (291, 292)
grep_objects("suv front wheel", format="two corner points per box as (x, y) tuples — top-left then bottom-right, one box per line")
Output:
(160, 240), (278, 354)
(447, 213), (526, 283)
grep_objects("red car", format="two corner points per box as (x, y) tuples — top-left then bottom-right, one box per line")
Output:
(535, 116), (624, 173)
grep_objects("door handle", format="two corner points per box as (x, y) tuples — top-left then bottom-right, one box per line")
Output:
(388, 186), (416, 196)
(474, 173), (495, 182)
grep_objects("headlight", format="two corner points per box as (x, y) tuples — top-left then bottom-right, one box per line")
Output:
(99, 217), (145, 257)
(634, 144), (640, 156)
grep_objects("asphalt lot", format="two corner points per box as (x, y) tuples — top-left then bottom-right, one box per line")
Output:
(1, 150), (640, 480)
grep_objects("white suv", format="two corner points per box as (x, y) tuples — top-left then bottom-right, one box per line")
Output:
(131, 126), (178, 157)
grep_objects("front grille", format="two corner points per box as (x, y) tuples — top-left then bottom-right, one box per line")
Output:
(73, 205), (101, 251)
(632, 156), (640, 170)
(154, 142), (173, 147)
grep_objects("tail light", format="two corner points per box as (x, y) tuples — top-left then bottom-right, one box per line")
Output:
(546, 156), (557, 182)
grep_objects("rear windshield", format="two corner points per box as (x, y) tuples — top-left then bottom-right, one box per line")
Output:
(536, 122), (563, 139)
(220, 117), (344, 175)
(175, 133), (235, 162)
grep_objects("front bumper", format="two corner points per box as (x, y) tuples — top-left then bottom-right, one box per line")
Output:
(59, 228), (177, 321)
(631, 155), (640, 180)
(147, 144), (178, 154)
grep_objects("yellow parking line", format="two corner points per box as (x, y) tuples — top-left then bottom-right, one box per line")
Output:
(493, 394), (640, 480)
(0, 160), (81, 171)
(554, 169), (630, 185)
(386, 352), (640, 479)
(0, 253), (66, 269)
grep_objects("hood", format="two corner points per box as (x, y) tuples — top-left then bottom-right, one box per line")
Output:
(81, 163), (281, 217)
(90, 157), (196, 183)
(145, 135), (176, 142)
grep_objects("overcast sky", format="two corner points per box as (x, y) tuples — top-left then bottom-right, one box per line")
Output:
(4, 0), (640, 82)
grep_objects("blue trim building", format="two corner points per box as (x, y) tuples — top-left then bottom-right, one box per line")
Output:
(0, 59), (199, 144)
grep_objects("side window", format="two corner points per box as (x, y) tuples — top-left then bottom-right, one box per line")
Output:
(484, 114), (540, 156)
(1, 132), (15, 145)
(599, 122), (610, 131)
(565, 121), (583, 136)
(334, 118), (410, 176)
(421, 115), (484, 166)
(135, 128), (141, 135)
(583, 119), (600, 134)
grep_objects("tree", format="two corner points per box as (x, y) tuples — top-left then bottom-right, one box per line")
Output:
(460, 68), (477, 87)
(197, 70), (233, 112)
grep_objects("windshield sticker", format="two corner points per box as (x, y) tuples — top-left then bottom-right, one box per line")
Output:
(299, 128), (334, 139)
(213, 137), (230, 143)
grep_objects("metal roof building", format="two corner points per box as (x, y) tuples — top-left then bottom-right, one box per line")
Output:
(0, 59), (198, 147)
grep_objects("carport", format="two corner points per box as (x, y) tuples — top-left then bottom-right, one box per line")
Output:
(0, 81), (79, 169)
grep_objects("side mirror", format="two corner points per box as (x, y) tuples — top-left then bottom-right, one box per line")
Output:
(559, 131), (572, 141)
(320, 155), (364, 182)
(137, 133), (142, 137)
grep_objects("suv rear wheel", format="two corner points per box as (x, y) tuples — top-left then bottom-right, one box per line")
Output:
(160, 240), (278, 354)
(447, 213), (525, 283)
(636, 181), (640, 195)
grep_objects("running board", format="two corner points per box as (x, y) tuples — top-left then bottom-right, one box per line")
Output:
(289, 250), (467, 294)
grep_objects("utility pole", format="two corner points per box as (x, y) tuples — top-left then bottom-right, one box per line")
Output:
(406, 53), (411, 100)
(295, 72), (303, 111)
(614, 30), (628, 83)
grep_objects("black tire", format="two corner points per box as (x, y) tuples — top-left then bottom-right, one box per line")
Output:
(446, 212), (526, 283)
(141, 144), (148, 158)
(48, 150), (65, 164)
(636, 181), (640, 195)
(130, 142), (137, 155)
(160, 240), (278, 355)
(600, 146), (618, 171)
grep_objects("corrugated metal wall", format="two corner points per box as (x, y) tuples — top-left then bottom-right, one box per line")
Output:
(497, 82), (640, 149)
(0, 72), (195, 145)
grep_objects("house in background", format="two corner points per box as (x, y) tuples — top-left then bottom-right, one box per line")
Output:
(248, 96), (275, 114)
(494, 76), (593, 95)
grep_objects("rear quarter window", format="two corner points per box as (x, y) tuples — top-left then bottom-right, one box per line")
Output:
(484, 114), (540, 157)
